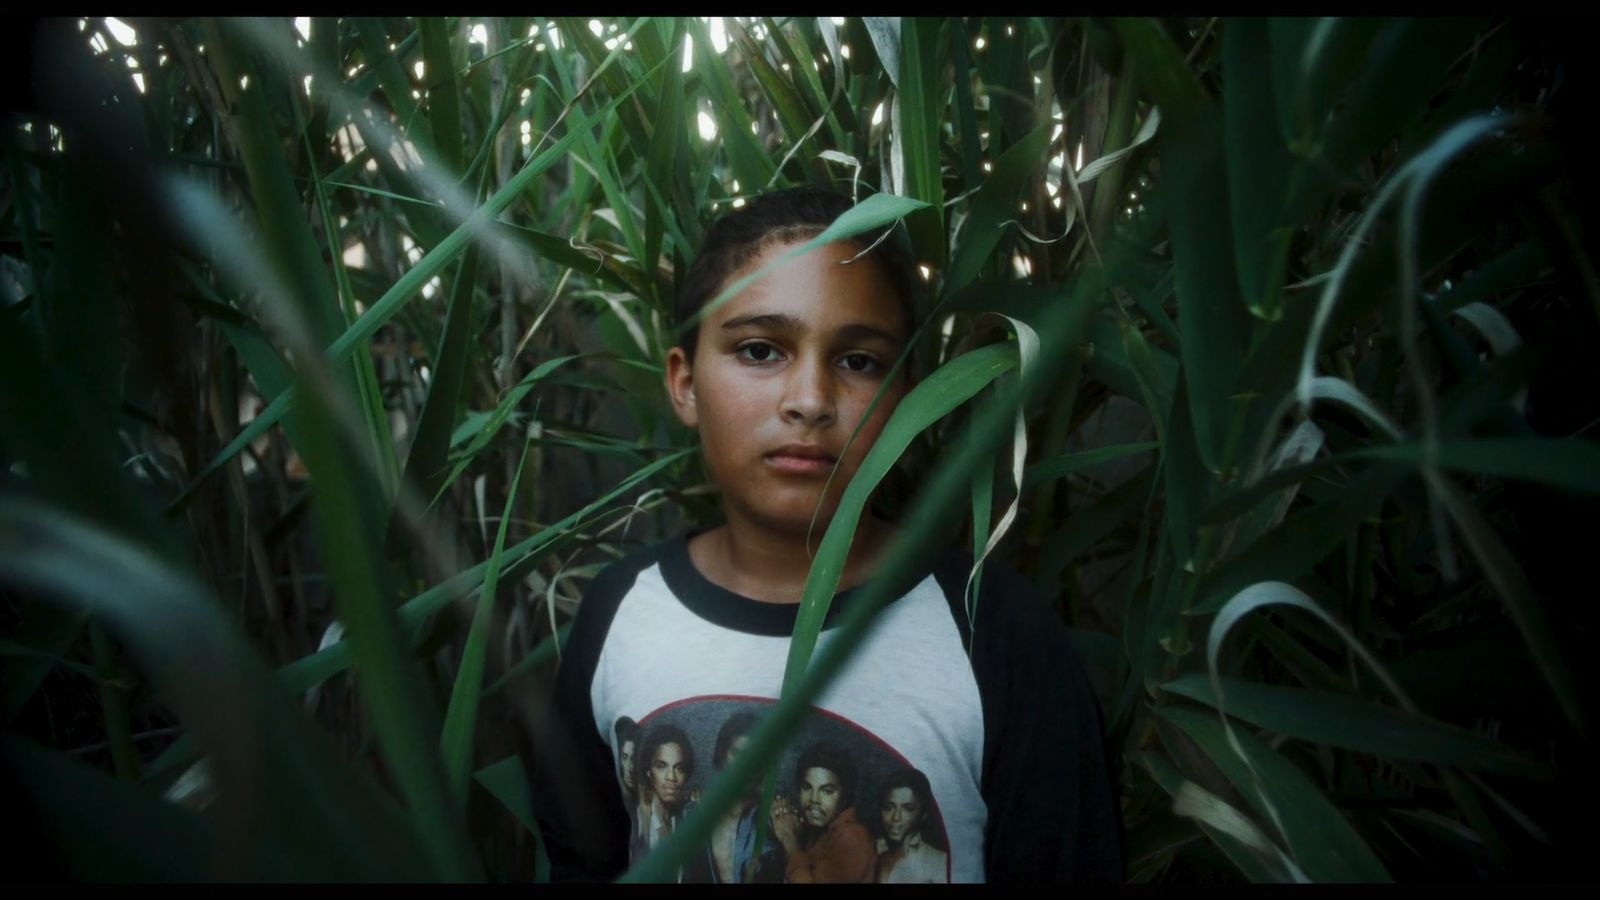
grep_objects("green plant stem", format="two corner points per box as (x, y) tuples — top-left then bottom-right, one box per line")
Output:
(89, 621), (140, 781)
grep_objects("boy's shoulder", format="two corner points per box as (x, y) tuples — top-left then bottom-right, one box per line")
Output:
(924, 546), (1074, 654)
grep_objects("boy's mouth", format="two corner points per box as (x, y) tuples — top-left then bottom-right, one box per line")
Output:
(765, 444), (837, 476)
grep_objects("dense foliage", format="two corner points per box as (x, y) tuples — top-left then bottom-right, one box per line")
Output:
(2, 16), (1596, 882)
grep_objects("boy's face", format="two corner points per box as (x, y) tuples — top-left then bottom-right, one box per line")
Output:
(665, 239), (909, 539)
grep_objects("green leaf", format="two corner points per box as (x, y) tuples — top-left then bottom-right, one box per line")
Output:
(1022, 441), (1159, 488)
(1159, 705), (1392, 882)
(203, 19), (345, 350)
(418, 17), (464, 175)
(169, 68), (666, 510)
(474, 754), (538, 835)
(1, 607), (86, 724)
(1353, 438), (1600, 496)
(276, 449), (694, 698)
(291, 349), (480, 880)
(0, 498), (435, 880)
(687, 17), (777, 190)
(5, 737), (218, 881)
(897, 16), (947, 266)
(1224, 18), (1294, 321)
(1434, 477), (1585, 734)
(1162, 674), (1554, 778)
(1107, 18), (1214, 125)
(401, 245), (481, 510)
(945, 124), (1051, 292)
(1157, 109), (1249, 474)
(441, 437), (531, 799)
(1191, 462), (1410, 615)
(1036, 464), (1158, 589)
(1139, 749), (1304, 883)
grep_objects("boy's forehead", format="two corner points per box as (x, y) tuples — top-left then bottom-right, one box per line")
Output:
(708, 239), (905, 331)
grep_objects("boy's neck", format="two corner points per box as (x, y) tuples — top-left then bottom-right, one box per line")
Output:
(687, 516), (894, 605)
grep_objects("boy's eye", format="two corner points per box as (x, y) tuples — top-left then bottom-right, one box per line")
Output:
(736, 341), (780, 363)
(839, 352), (880, 374)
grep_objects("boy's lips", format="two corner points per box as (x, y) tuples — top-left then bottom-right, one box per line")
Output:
(764, 443), (837, 476)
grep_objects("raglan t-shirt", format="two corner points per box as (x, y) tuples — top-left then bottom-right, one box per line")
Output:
(528, 534), (1123, 883)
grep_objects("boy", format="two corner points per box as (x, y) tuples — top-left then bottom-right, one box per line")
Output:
(529, 187), (1122, 883)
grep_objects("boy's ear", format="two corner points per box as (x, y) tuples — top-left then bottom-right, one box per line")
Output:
(664, 346), (698, 428)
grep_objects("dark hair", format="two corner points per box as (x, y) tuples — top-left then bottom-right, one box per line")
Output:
(713, 711), (759, 770)
(794, 740), (856, 811)
(637, 723), (695, 802)
(614, 716), (640, 747)
(877, 766), (947, 851)
(675, 185), (919, 361)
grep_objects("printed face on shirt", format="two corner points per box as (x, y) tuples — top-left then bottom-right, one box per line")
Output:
(619, 739), (636, 793)
(665, 239), (909, 538)
(649, 741), (689, 804)
(724, 734), (750, 767)
(881, 786), (923, 842)
(800, 766), (845, 828)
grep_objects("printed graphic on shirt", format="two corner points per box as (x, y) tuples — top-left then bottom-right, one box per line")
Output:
(611, 695), (952, 884)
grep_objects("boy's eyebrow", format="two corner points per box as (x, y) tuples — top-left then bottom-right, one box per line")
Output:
(721, 312), (803, 333)
(721, 313), (905, 345)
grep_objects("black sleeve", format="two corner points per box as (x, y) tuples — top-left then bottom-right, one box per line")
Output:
(935, 556), (1126, 883)
(527, 550), (656, 882)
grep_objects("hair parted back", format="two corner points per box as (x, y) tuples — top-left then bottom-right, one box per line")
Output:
(637, 722), (695, 797)
(795, 739), (857, 810)
(675, 185), (919, 361)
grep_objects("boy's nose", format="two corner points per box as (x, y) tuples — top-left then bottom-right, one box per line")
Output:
(780, 357), (835, 427)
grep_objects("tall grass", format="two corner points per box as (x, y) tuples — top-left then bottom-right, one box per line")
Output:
(2, 16), (1596, 882)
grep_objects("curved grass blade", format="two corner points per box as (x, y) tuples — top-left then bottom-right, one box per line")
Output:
(1162, 674), (1553, 778)
(1158, 704), (1391, 882)
(1139, 749), (1307, 883)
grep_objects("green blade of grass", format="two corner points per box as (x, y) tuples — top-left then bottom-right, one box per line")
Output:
(440, 436), (531, 800)
(945, 124), (1050, 293)
(5, 736), (219, 881)
(402, 244), (481, 510)
(687, 17), (776, 191)
(1434, 476), (1585, 734)
(418, 17), (464, 175)
(291, 355), (480, 880)
(1158, 705), (1391, 882)
(1223, 18), (1293, 321)
(1022, 442), (1160, 488)
(897, 16), (947, 266)
(780, 342), (1020, 691)
(1162, 674), (1553, 778)
(1139, 749), (1304, 883)
(169, 68), (664, 511)
(0, 498), (436, 880)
